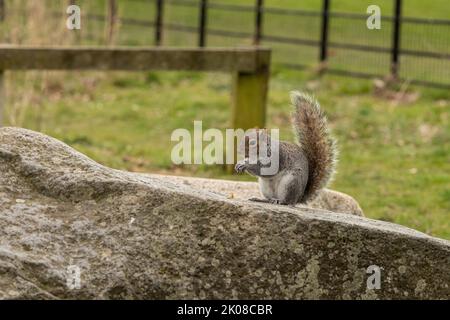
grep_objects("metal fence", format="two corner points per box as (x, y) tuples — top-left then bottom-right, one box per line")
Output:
(4, 0), (450, 88)
(155, 0), (450, 88)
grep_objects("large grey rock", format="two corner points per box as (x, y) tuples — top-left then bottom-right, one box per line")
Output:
(155, 175), (365, 217)
(0, 127), (449, 299)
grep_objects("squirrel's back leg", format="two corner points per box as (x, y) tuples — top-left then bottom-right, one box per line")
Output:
(251, 178), (286, 204)
(276, 172), (306, 205)
(250, 173), (305, 205)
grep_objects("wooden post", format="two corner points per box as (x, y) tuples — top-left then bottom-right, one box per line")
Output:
(0, 0), (5, 21)
(231, 48), (270, 131)
(106, 0), (118, 45)
(228, 49), (270, 171)
(391, 0), (402, 79)
(227, 70), (269, 172)
(0, 0), (5, 52)
(319, 0), (330, 73)
(254, 0), (263, 45)
(155, 0), (164, 46)
(231, 70), (268, 131)
(198, 0), (208, 47)
(0, 70), (4, 127)
(67, 0), (81, 44)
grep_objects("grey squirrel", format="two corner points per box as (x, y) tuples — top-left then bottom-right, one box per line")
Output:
(235, 91), (337, 205)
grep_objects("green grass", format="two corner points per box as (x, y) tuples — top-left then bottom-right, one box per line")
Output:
(7, 68), (449, 239)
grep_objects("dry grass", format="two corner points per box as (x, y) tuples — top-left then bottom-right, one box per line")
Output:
(1, 0), (119, 128)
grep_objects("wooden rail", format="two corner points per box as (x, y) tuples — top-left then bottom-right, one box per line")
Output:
(0, 45), (271, 130)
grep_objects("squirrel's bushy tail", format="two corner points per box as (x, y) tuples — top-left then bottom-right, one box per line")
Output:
(290, 91), (337, 202)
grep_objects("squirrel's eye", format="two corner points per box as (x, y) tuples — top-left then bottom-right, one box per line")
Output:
(249, 139), (257, 146)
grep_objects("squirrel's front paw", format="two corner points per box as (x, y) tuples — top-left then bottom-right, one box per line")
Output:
(235, 162), (247, 173)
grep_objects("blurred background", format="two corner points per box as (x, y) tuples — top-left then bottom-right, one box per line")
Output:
(0, 0), (448, 239)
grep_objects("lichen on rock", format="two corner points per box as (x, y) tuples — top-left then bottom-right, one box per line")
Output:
(0, 127), (449, 299)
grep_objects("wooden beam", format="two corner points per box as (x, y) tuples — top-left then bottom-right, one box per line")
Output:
(0, 46), (270, 73)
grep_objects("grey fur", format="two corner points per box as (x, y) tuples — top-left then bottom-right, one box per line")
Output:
(235, 92), (337, 205)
